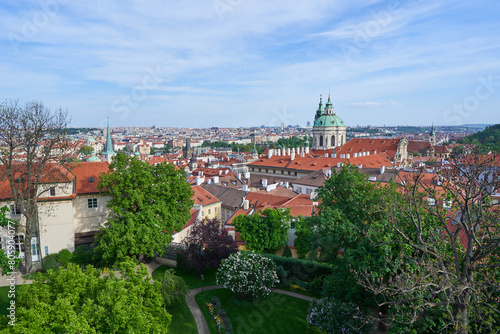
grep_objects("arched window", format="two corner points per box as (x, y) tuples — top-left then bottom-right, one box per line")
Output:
(319, 135), (323, 146)
(331, 136), (335, 147)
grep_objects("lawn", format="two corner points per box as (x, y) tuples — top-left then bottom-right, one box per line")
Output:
(195, 288), (321, 334)
(152, 265), (217, 289)
(0, 286), (12, 316)
(152, 265), (205, 334)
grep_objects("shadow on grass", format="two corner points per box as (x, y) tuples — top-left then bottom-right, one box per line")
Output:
(152, 265), (217, 289)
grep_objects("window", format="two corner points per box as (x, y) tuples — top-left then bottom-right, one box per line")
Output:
(294, 172), (297, 176)
(215, 207), (218, 213)
(87, 198), (98, 209)
(201, 211), (205, 216)
(49, 187), (56, 196)
(0, 237), (3, 250)
(14, 235), (25, 253)
(306, 188), (312, 194)
(89, 177), (94, 183)
(266, 169), (268, 173)
(208, 209), (211, 215)
(44, 245), (49, 256)
(9, 204), (21, 215)
(273, 170), (276, 173)
(31, 242), (39, 257)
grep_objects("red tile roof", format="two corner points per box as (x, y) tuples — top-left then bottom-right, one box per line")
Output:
(69, 162), (110, 194)
(192, 186), (221, 206)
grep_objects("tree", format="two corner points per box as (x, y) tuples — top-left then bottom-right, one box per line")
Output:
(94, 153), (193, 265)
(234, 208), (291, 254)
(8, 260), (170, 333)
(161, 268), (188, 307)
(216, 251), (278, 300)
(355, 153), (500, 333)
(181, 217), (238, 273)
(307, 297), (373, 334)
(79, 145), (94, 155)
(0, 99), (71, 273)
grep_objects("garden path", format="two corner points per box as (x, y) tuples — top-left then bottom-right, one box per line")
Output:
(186, 285), (314, 334)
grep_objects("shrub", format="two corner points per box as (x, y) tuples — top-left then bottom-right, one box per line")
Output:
(41, 254), (59, 272)
(282, 245), (292, 258)
(307, 297), (373, 334)
(217, 251), (278, 300)
(71, 245), (95, 266)
(261, 253), (332, 282)
(275, 265), (288, 283)
(161, 269), (188, 307)
(57, 249), (73, 266)
(0, 249), (22, 275)
(305, 276), (324, 297)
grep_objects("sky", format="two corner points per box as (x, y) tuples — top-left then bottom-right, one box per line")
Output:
(1, 0), (500, 128)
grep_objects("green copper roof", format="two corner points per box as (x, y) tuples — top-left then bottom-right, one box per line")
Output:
(104, 119), (116, 155)
(315, 96), (324, 117)
(86, 155), (101, 162)
(313, 114), (345, 127)
(325, 93), (333, 108)
(430, 123), (435, 136)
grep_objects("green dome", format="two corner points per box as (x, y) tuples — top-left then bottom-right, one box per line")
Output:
(134, 151), (140, 156)
(86, 155), (101, 162)
(313, 114), (345, 127)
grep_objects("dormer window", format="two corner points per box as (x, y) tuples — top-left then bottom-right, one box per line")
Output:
(89, 177), (94, 183)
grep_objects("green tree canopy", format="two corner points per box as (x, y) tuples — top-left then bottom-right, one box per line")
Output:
(94, 153), (193, 265)
(234, 208), (291, 254)
(79, 145), (94, 155)
(8, 260), (170, 333)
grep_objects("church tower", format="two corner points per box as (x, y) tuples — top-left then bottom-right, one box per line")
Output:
(429, 124), (436, 146)
(102, 118), (116, 163)
(312, 93), (346, 151)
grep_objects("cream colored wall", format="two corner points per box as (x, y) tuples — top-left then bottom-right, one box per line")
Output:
(38, 182), (73, 198)
(73, 194), (111, 233)
(38, 200), (75, 254)
(172, 224), (193, 243)
(199, 202), (221, 221)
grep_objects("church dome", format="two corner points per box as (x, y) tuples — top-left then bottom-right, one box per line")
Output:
(313, 114), (345, 127)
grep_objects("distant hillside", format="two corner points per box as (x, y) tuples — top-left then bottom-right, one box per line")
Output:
(458, 124), (500, 152)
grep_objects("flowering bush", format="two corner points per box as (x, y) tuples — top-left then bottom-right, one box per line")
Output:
(205, 297), (232, 333)
(216, 251), (278, 300)
(307, 297), (373, 334)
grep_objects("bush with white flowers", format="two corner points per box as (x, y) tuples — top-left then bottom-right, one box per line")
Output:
(216, 251), (278, 300)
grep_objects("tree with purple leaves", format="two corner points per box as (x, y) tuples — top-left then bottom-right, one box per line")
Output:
(181, 217), (238, 274)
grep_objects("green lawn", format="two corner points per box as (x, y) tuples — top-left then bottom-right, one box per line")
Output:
(166, 298), (197, 334)
(195, 288), (321, 334)
(152, 265), (201, 334)
(152, 265), (217, 289)
(0, 286), (14, 316)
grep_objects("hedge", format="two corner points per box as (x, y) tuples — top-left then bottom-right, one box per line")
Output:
(261, 254), (332, 282)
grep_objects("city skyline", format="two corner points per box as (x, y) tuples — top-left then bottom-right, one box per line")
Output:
(1, 0), (500, 128)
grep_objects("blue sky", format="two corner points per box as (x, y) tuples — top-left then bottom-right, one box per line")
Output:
(1, 0), (500, 128)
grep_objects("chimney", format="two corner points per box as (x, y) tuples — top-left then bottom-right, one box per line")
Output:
(367, 152), (370, 156)
(285, 182), (289, 188)
(277, 148), (281, 156)
(325, 169), (332, 177)
(337, 162), (341, 167)
(262, 179), (268, 187)
(300, 151), (304, 158)
(219, 170), (222, 176)
(291, 148), (296, 161)
(207, 179), (212, 184)
(374, 150), (377, 155)
(238, 173), (241, 179)
(287, 148), (291, 156)
(244, 172), (250, 179)
(242, 185), (249, 192)
(353, 153), (357, 158)
(213, 176), (219, 184)
(268, 149), (273, 158)
(358, 164), (362, 169)
(196, 177), (204, 185)
(225, 170), (229, 175)
(305, 146), (309, 154)
(325, 153), (329, 157)
(380, 166), (385, 175)
(243, 199), (249, 210)
(346, 154), (350, 159)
